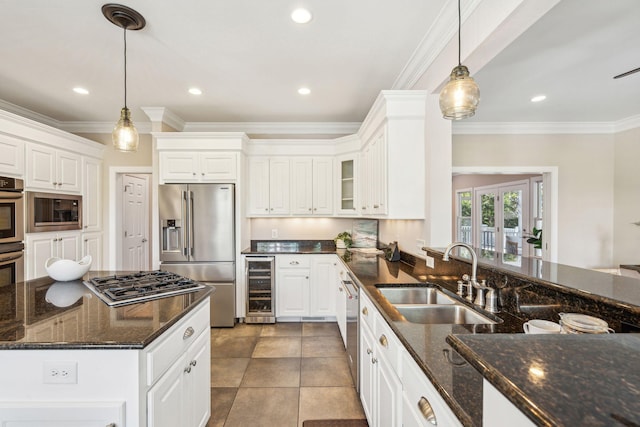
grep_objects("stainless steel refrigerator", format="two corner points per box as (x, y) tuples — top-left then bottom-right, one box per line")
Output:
(159, 183), (235, 327)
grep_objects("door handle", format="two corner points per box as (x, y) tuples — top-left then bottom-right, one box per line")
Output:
(142, 238), (148, 243)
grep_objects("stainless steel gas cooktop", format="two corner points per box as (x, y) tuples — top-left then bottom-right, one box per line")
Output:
(84, 270), (206, 307)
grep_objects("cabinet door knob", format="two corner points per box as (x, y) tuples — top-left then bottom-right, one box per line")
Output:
(192, 172), (196, 176)
(362, 307), (368, 316)
(366, 348), (372, 355)
(418, 397), (438, 425)
(201, 172), (205, 176)
(184, 366), (192, 374)
(379, 334), (388, 348)
(371, 357), (378, 364)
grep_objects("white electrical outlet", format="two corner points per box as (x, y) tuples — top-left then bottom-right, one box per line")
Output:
(44, 361), (77, 384)
(271, 229), (278, 238)
(416, 239), (426, 255)
(425, 255), (435, 268)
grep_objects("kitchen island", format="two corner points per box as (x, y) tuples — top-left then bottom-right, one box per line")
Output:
(342, 247), (640, 426)
(0, 272), (213, 426)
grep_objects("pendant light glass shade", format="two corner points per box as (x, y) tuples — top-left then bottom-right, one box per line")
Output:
(439, 0), (480, 120)
(112, 107), (139, 151)
(439, 65), (480, 120)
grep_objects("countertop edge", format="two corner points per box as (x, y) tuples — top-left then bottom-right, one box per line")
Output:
(446, 334), (558, 427)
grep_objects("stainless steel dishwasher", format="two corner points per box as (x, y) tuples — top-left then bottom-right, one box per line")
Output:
(343, 277), (359, 390)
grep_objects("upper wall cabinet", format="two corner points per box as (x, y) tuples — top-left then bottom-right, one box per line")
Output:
(247, 157), (290, 216)
(0, 135), (25, 177)
(159, 151), (238, 183)
(358, 91), (427, 219)
(82, 157), (102, 232)
(26, 145), (81, 193)
(335, 154), (358, 216)
(290, 157), (333, 216)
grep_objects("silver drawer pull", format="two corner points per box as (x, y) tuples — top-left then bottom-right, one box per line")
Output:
(106, 424), (116, 427)
(183, 326), (195, 339)
(190, 360), (197, 367)
(418, 396), (438, 425)
(362, 307), (368, 316)
(379, 334), (388, 348)
(290, 260), (299, 265)
(184, 366), (192, 374)
(366, 348), (373, 355)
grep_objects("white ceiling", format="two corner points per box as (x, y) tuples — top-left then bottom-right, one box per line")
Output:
(0, 0), (638, 131)
(465, 0), (640, 124)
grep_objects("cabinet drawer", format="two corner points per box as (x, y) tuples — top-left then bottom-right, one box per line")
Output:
(277, 255), (310, 268)
(146, 299), (210, 386)
(359, 291), (375, 333)
(374, 311), (401, 375)
(402, 351), (462, 427)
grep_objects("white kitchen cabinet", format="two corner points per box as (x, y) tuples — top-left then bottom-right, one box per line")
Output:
(159, 151), (238, 183)
(276, 254), (338, 318)
(483, 379), (535, 427)
(309, 255), (336, 316)
(357, 91), (426, 219)
(26, 144), (81, 193)
(0, 134), (25, 177)
(248, 157), (290, 216)
(26, 231), (81, 279)
(359, 307), (402, 427)
(276, 255), (310, 317)
(82, 156), (102, 232)
(82, 232), (102, 271)
(335, 154), (358, 216)
(402, 349), (463, 427)
(290, 157), (333, 215)
(148, 327), (211, 427)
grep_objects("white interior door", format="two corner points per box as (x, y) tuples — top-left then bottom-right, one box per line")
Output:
(121, 174), (150, 271)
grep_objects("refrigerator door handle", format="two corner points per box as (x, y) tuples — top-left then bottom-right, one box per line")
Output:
(182, 190), (189, 257)
(189, 190), (195, 257)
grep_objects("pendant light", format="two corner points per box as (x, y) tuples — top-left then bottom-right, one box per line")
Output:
(102, 4), (146, 151)
(439, 0), (480, 120)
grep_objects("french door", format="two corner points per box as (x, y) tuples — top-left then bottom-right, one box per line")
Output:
(474, 182), (530, 258)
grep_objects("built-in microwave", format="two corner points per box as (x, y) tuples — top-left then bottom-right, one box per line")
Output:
(26, 192), (82, 233)
(0, 177), (24, 244)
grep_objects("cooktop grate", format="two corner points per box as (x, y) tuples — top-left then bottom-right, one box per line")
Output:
(84, 270), (206, 307)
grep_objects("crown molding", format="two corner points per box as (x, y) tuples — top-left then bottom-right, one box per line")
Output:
(0, 99), (61, 128)
(182, 121), (361, 135)
(615, 114), (640, 133)
(392, 0), (482, 90)
(141, 107), (186, 131)
(452, 121), (618, 135)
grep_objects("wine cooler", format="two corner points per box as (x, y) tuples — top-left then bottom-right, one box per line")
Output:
(245, 256), (275, 323)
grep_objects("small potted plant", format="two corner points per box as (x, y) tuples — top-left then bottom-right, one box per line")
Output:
(526, 227), (542, 249)
(334, 231), (353, 249)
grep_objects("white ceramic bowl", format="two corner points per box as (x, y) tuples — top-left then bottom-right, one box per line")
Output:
(44, 255), (92, 281)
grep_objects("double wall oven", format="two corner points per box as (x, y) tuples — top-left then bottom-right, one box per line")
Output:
(0, 176), (25, 340)
(0, 177), (24, 285)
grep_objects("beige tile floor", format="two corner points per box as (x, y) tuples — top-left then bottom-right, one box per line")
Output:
(207, 322), (366, 427)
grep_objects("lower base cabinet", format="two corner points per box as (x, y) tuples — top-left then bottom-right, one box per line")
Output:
(0, 299), (211, 427)
(483, 379), (535, 427)
(359, 291), (462, 427)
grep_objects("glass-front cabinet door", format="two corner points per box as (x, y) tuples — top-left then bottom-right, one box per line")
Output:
(336, 154), (358, 216)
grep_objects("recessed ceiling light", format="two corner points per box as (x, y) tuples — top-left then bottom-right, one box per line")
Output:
(291, 8), (312, 24)
(298, 87), (311, 95)
(73, 87), (89, 95)
(531, 95), (546, 103)
(189, 88), (202, 95)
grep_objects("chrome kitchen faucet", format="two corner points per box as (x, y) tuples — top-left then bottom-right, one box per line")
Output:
(442, 242), (491, 309)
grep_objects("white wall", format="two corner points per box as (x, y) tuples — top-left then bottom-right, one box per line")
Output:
(613, 126), (640, 265)
(453, 133), (615, 268)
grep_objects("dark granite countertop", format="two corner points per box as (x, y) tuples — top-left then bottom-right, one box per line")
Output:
(342, 249), (640, 427)
(242, 239), (337, 254)
(0, 271), (213, 350)
(447, 334), (640, 427)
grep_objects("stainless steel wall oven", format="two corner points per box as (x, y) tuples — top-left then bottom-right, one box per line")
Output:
(26, 192), (82, 232)
(0, 177), (24, 244)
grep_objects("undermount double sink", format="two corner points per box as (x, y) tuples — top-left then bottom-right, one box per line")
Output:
(376, 285), (499, 325)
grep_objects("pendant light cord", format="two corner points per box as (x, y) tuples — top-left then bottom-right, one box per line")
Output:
(457, 0), (461, 67)
(123, 26), (128, 109)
